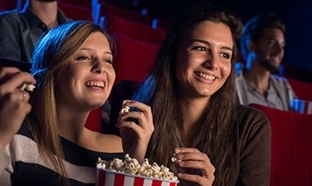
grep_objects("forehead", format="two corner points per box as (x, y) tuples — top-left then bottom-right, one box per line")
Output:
(82, 32), (109, 45)
(259, 28), (285, 41)
(183, 20), (233, 46)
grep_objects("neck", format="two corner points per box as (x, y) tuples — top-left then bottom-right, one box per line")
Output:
(57, 108), (90, 143)
(30, 1), (58, 29)
(243, 62), (271, 95)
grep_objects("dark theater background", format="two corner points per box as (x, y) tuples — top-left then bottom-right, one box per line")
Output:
(144, 0), (312, 83)
(1, 0), (311, 83)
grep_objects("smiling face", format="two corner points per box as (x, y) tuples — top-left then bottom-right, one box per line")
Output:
(175, 20), (233, 100)
(252, 28), (285, 72)
(56, 32), (115, 111)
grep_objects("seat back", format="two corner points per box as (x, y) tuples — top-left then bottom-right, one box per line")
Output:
(58, 2), (93, 21)
(0, 0), (17, 10)
(112, 34), (160, 84)
(281, 63), (312, 83)
(102, 13), (166, 45)
(96, 1), (149, 25)
(249, 103), (312, 186)
(59, 0), (92, 8)
(85, 107), (102, 132)
(287, 77), (312, 101)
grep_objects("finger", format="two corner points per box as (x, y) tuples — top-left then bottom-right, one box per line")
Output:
(177, 159), (211, 171)
(21, 91), (30, 102)
(0, 66), (20, 79)
(123, 100), (153, 121)
(4, 91), (32, 115)
(118, 102), (153, 130)
(119, 111), (149, 127)
(175, 147), (200, 154)
(0, 71), (36, 94)
(174, 149), (214, 169)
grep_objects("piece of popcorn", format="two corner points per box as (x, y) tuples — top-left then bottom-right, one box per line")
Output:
(170, 153), (181, 163)
(20, 83), (35, 92)
(119, 100), (130, 115)
(96, 154), (178, 181)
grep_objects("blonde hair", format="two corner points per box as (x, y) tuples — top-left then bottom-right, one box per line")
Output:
(27, 21), (116, 182)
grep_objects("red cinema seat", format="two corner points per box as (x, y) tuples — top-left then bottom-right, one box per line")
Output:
(249, 103), (312, 186)
(102, 13), (166, 45)
(85, 107), (102, 132)
(287, 77), (312, 101)
(95, 1), (149, 25)
(0, 0), (18, 11)
(112, 34), (160, 85)
(59, 0), (92, 8)
(58, 2), (93, 21)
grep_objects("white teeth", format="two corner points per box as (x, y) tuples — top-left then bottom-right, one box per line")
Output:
(198, 72), (216, 80)
(85, 81), (104, 88)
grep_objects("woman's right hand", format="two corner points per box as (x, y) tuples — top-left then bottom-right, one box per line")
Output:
(0, 67), (36, 147)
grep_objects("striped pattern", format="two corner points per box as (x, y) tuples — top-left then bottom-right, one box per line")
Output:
(96, 169), (178, 186)
(0, 124), (125, 186)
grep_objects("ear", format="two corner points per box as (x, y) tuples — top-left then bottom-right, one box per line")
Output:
(248, 40), (256, 52)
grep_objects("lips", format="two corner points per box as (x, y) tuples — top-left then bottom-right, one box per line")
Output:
(85, 80), (105, 89)
(196, 72), (216, 81)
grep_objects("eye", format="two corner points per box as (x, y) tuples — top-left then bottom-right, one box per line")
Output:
(193, 46), (207, 51)
(76, 55), (91, 61)
(104, 58), (113, 64)
(221, 52), (231, 59)
(267, 40), (280, 48)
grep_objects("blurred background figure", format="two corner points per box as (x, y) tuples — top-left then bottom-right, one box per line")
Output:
(0, 0), (70, 63)
(236, 13), (297, 110)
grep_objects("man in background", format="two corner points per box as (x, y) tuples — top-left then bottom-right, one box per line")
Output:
(0, 0), (70, 62)
(235, 13), (297, 110)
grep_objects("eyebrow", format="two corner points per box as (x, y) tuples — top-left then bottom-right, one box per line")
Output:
(263, 37), (286, 45)
(192, 39), (233, 51)
(80, 47), (113, 56)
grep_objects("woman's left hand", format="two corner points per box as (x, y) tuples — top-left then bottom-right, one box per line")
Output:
(173, 147), (215, 186)
(116, 100), (154, 162)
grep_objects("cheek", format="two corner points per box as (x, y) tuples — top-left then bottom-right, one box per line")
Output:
(108, 67), (116, 82)
(221, 63), (232, 79)
(176, 53), (196, 77)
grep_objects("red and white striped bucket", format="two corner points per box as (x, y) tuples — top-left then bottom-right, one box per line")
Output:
(96, 169), (179, 186)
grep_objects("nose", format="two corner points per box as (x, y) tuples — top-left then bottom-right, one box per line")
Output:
(92, 58), (106, 74)
(274, 43), (284, 54)
(203, 51), (218, 70)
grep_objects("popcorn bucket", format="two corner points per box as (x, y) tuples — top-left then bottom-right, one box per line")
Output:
(96, 169), (179, 186)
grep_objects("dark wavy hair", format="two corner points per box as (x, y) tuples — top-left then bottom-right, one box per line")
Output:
(133, 4), (243, 185)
